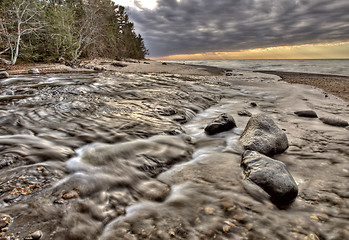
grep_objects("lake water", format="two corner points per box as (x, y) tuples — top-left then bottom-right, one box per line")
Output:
(168, 59), (349, 76)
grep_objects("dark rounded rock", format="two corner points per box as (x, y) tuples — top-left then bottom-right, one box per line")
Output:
(250, 102), (257, 107)
(162, 62), (167, 65)
(0, 72), (9, 79)
(319, 117), (349, 127)
(205, 113), (237, 135)
(241, 150), (298, 204)
(294, 110), (318, 118)
(226, 72), (233, 76)
(240, 114), (288, 156)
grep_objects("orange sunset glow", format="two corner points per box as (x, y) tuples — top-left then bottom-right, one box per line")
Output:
(153, 42), (349, 60)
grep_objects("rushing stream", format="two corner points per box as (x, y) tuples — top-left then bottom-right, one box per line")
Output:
(0, 71), (348, 239)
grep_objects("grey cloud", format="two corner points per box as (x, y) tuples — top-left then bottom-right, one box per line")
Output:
(126, 0), (349, 57)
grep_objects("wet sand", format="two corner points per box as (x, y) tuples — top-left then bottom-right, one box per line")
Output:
(258, 71), (349, 102)
(0, 62), (348, 239)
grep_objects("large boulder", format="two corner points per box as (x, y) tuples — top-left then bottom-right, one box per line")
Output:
(0, 72), (9, 79)
(240, 114), (288, 156)
(204, 113), (237, 135)
(241, 150), (298, 204)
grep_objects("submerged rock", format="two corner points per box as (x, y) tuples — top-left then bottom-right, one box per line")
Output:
(241, 150), (298, 204)
(294, 110), (318, 118)
(319, 117), (349, 127)
(204, 113), (237, 135)
(0, 71), (9, 79)
(240, 114), (288, 156)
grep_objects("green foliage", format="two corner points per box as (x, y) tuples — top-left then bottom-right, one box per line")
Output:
(0, 0), (148, 64)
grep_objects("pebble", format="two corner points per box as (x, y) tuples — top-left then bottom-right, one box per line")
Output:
(30, 230), (42, 240)
(28, 69), (40, 74)
(62, 189), (80, 200)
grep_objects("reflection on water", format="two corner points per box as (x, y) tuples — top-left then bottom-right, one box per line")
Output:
(0, 72), (348, 239)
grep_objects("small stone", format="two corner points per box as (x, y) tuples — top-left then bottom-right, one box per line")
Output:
(0, 72), (9, 79)
(111, 62), (127, 67)
(233, 215), (246, 222)
(226, 72), (233, 76)
(30, 230), (42, 240)
(204, 207), (216, 215)
(319, 117), (348, 127)
(205, 113), (237, 135)
(294, 110), (318, 118)
(304, 233), (320, 240)
(238, 110), (252, 117)
(28, 69), (40, 74)
(250, 102), (257, 107)
(246, 223), (253, 230)
(316, 213), (329, 221)
(222, 225), (231, 232)
(62, 189), (79, 200)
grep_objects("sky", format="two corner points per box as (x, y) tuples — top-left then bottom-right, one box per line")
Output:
(113, 0), (349, 60)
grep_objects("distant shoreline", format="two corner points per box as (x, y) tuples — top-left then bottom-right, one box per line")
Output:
(2, 58), (348, 102)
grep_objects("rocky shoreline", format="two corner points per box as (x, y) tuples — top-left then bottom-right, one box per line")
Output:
(0, 62), (348, 239)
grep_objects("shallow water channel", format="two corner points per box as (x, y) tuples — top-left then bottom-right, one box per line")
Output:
(0, 72), (348, 239)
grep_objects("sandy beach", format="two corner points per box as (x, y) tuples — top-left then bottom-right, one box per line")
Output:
(0, 60), (348, 239)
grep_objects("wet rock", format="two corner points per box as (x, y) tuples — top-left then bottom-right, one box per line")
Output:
(204, 113), (237, 135)
(162, 62), (167, 65)
(226, 72), (233, 76)
(241, 150), (298, 204)
(294, 110), (318, 118)
(319, 117), (348, 127)
(240, 114), (288, 156)
(0, 72), (9, 79)
(111, 62), (127, 67)
(71, 65), (77, 69)
(238, 110), (252, 117)
(28, 69), (40, 74)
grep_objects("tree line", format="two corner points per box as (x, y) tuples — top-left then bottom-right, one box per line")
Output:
(0, 0), (148, 65)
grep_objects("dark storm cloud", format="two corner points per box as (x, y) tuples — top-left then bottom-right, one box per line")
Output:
(127, 0), (349, 57)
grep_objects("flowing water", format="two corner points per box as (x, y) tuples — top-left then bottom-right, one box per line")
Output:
(0, 71), (348, 239)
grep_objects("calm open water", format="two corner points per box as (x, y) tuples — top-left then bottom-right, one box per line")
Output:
(169, 59), (349, 76)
